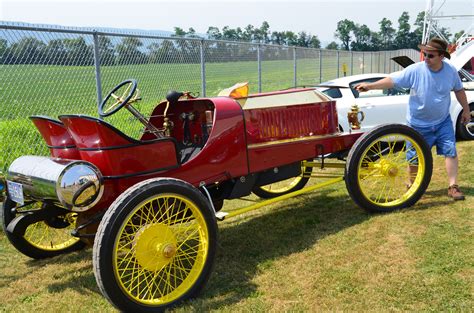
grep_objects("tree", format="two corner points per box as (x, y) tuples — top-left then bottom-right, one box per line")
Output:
(297, 31), (309, 47)
(453, 30), (465, 43)
(98, 36), (115, 66)
(222, 26), (241, 41)
(42, 39), (67, 65)
(206, 26), (222, 40)
(379, 18), (395, 50)
(284, 31), (298, 46)
(335, 19), (355, 50)
(173, 27), (187, 37)
(116, 37), (145, 65)
(148, 40), (178, 64)
(351, 24), (372, 51)
(325, 41), (339, 50)
(410, 11), (425, 48)
(185, 27), (202, 39)
(271, 31), (285, 45)
(0, 39), (7, 63)
(243, 24), (255, 42)
(172, 27), (202, 63)
(63, 37), (94, 66)
(254, 21), (270, 43)
(369, 31), (382, 50)
(308, 35), (321, 48)
(437, 27), (452, 42)
(295, 31), (320, 48)
(395, 12), (411, 49)
(8, 37), (45, 64)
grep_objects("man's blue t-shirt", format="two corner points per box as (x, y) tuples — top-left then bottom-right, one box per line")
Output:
(390, 60), (463, 127)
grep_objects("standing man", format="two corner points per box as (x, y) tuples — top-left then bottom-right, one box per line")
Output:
(355, 38), (470, 201)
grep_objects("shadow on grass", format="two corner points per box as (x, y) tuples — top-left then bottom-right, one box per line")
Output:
(424, 185), (474, 198)
(415, 185), (474, 210)
(193, 188), (370, 309)
(24, 248), (101, 294)
(9, 187), (368, 308)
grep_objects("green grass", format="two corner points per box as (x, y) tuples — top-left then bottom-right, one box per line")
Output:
(0, 57), (374, 170)
(0, 141), (472, 312)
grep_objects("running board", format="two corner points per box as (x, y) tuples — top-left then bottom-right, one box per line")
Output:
(217, 176), (344, 221)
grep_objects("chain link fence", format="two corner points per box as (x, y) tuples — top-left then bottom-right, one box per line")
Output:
(0, 22), (418, 170)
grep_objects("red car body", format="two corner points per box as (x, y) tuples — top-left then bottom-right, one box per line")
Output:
(31, 88), (361, 213)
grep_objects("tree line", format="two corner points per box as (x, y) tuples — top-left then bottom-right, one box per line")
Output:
(202, 12), (463, 51)
(0, 11), (465, 66)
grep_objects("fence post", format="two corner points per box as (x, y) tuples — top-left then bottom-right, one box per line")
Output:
(336, 50), (340, 78)
(350, 51), (353, 75)
(319, 49), (322, 83)
(379, 51), (382, 73)
(293, 46), (297, 87)
(370, 52), (373, 73)
(383, 51), (387, 73)
(362, 53), (365, 74)
(388, 50), (391, 73)
(92, 32), (103, 116)
(200, 39), (206, 97)
(258, 44), (262, 93)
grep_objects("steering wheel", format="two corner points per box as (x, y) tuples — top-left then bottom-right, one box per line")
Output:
(99, 79), (137, 117)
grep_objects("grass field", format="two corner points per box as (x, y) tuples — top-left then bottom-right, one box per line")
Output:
(0, 55), (399, 170)
(0, 140), (472, 312)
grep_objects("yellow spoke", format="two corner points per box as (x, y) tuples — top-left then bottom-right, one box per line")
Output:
(121, 83), (132, 99)
(117, 252), (138, 269)
(176, 229), (201, 251)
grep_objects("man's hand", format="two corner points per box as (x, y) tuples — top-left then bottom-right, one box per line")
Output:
(461, 109), (471, 125)
(355, 77), (394, 92)
(355, 83), (370, 92)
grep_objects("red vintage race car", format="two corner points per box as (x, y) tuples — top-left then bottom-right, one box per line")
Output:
(1, 80), (432, 312)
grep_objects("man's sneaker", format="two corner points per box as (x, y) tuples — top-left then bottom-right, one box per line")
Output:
(448, 184), (465, 201)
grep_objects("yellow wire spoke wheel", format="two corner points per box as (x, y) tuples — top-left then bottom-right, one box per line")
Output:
(1, 199), (85, 259)
(24, 214), (80, 251)
(345, 124), (432, 213)
(93, 178), (217, 312)
(252, 161), (312, 198)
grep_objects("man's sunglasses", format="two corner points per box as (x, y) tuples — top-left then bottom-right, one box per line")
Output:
(423, 52), (437, 59)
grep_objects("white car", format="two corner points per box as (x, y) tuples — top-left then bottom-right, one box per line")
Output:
(318, 41), (474, 140)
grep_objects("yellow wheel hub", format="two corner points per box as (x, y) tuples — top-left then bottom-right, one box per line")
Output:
(134, 223), (178, 272)
(357, 134), (426, 207)
(377, 159), (399, 177)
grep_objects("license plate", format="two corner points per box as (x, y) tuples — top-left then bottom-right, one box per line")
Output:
(7, 181), (24, 205)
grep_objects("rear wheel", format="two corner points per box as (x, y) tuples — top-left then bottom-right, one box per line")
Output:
(345, 124), (433, 213)
(93, 178), (217, 312)
(456, 103), (474, 140)
(1, 198), (84, 259)
(252, 161), (312, 199)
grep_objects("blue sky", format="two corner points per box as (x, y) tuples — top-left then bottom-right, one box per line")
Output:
(0, 0), (470, 44)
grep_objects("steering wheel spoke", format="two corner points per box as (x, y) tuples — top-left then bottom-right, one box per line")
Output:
(120, 84), (132, 99)
(99, 80), (137, 117)
(104, 100), (122, 114)
(110, 93), (121, 101)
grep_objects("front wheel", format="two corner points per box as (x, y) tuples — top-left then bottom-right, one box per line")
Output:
(1, 198), (85, 259)
(93, 178), (218, 312)
(345, 124), (433, 213)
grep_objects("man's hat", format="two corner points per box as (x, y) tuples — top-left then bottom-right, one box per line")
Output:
(418, 38), (451, 59)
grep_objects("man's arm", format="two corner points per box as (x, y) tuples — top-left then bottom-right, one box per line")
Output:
(355, 77), (395, 92)
(454, 89), (471, 125)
